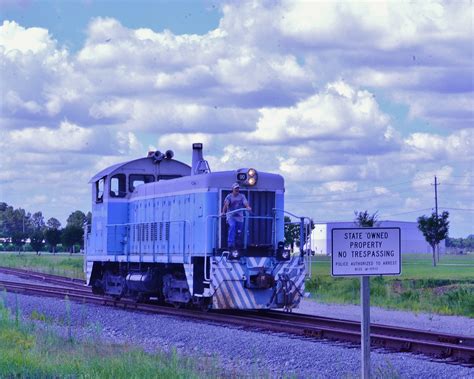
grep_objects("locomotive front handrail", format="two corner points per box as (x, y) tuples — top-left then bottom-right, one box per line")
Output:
(273, 208), (314, 277)
(204, 209), (274, 282)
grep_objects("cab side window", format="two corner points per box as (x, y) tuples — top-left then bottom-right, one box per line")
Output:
(95, 177), (105, 203)
(110, 174), (126, 198)
(129, 174), (155, 192)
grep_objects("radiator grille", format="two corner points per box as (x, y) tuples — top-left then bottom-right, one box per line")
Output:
(221, 190), (275, 252)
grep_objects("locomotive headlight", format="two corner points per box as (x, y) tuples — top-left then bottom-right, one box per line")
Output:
(247, 168), (257, 186)
(230, 249), (240, 260)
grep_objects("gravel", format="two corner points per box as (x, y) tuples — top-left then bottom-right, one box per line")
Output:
(295, 300), (474, 337)
(2, 291), (473, 379)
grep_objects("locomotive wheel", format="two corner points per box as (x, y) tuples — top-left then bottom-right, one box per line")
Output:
(199, 298), (211, 312)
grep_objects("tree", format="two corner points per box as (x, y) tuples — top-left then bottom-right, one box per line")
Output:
(446, 235), (474, 251)
(47, 217), (61, 230)
(11, 231), (27, 253)
(45, 217), (62, 253)
(61, 225), (83, 253)
(284, 216), (314, 252)
(354, 210), (379, 227)
(31, 211), (46, 232)
(67, 210), (86, 228)
(45, 228), (62, 253)
(417, 211), (449, 267)
(0, 202), (7, 238)
(30, 230), (45, 254)
(0, 205), (31, 238)
(86, 211), (92, 225)
(284, 216), (299, 251)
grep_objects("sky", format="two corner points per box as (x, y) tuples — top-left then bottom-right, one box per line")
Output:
(0, 0), (473, 237)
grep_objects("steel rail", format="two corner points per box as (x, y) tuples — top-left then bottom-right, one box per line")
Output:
(240, 309), (474, 347)
(0, 278), (472, 366)
(0, 266), (85, 288)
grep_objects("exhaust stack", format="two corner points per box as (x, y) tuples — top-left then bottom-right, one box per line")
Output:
(191, 143), (211, 175)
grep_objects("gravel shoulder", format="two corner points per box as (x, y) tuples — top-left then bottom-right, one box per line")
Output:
(1, 292), (473, 379)
(295, 299), (474, 337)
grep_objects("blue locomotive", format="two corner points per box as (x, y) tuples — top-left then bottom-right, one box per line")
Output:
(84, 144), (311, 310)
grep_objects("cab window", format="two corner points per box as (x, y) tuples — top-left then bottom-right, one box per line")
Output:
(95, 177), (105, 203)
(110, 174), (126, 198)
(129, 174), (155, 192)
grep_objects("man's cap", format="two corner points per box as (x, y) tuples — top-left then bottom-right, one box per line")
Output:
(232, 183), (240, 189)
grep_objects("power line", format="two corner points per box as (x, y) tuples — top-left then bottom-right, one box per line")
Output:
(285, 175), (474, 201)
(285, 176), (434, 199)
(383, 208), (432, 217)
(440, 183), (474, 187)
(287, 183), (473, 203)
(440, 207), (474, 212)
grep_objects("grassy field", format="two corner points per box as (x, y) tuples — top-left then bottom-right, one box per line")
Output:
(0, 296), (219, 378)
(307, 253), (474, 317)
(0, 252), (84, 279)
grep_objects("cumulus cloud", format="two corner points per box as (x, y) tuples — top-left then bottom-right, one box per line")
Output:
(7, 120), (140, 155)
(249, 81), (399, 155)
(0, 20), (55, 53)
(278, 1), (471, 50)
(403, 129), (473, 162)
(1, 2), (472, 235)
(244, 1), (473, 129)
(322, 181), (357, 193)
(412, 166), (454, 190)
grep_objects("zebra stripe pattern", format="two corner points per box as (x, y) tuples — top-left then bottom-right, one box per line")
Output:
(183, 263), (194, 295)
(210, 255), (306, 310)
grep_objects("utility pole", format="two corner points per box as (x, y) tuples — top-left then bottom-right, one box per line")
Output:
(434, 176), (439, 262)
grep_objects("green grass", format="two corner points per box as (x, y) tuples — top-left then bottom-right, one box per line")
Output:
(0, 296), (220, 378)
(307, 253), (474, 317)
(0, 252), (84, 279)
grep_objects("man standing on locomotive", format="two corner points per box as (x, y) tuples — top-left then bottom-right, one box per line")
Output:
(221, 183), (252, 251)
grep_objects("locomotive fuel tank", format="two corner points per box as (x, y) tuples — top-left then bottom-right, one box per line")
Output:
(125, 270), (160, 294)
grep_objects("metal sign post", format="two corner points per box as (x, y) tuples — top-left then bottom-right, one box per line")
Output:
(361, 276), (370, 379)
(331, 227), (401, 379)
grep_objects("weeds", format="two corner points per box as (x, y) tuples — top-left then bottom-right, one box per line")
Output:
(0, 253), (84, 279)
(307, 254), (474, 317)
(0, 299), (219, 378)
(307, 276), (474, 317)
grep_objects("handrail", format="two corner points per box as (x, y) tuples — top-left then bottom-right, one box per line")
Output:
(203, 209), (274, 282)
(203, 209), (250, 282)
(106, 220), (191, 262)
(274, 208), (314, 277)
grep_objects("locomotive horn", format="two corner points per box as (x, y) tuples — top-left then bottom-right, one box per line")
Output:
(165, 150), (174, 159)
(153, 150), (165, 162)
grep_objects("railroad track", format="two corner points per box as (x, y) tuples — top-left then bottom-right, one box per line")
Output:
(0, 268), (472, 366)
(0, 266), (85, 288)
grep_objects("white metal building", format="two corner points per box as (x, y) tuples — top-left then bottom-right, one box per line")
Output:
(311, 220), (446, 255)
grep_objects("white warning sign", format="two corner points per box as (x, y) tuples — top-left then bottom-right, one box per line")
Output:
(331, 227), (401, 277)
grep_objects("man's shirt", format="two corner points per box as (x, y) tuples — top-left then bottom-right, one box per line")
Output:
(224, 193), (249, 222)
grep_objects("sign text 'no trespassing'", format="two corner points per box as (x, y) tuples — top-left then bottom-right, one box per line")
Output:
(331, 228), (401, 277)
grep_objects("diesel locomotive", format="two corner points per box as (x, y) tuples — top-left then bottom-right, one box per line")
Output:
(84, 144), (312, 310)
